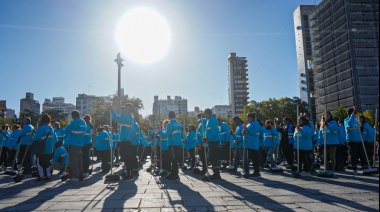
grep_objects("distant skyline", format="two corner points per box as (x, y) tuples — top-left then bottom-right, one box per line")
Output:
(0, 1), (318, 117)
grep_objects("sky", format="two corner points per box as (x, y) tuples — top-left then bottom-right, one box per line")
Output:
(0, 0), (318, 117)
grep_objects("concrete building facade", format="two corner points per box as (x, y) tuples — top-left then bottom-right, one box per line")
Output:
(228, 53), (249, 116)
(43, 97), (75, 120)
(20, 92), (40, 115)
(152, 95), (188, 118)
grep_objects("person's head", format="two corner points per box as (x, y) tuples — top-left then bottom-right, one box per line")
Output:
(71, 110), (80, 119)
(347, 108), (355, 117)
(247, 113), (256, 122)
(96, 126), (104, 133)
(322, 111), (334, 122)
(265, 120), (272, 128)
(12, 124), (20, 131)
(217, 117), (222, 125)
(283, 117), (292, 125)
(83, 114), (91, 124)
(298, 116), (309, 126)
(40, 114), (52, 126)
(197, 112), (204, 120)
(187, 124), (196, 132)
(168, 111), (176, 119)
(315, 122), (321, 129)
(359, 115), (366, 124)
(53, 122), (60, 129)
(303, 111), (310, 119)
(23, 117), (31, 125)
(123, 103), (133, 114)
(103, 125), (109, 131)
(232, 116), (243, 125)
(204, 108), (212, 118)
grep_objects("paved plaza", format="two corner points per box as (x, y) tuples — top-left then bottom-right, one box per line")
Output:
(0, 159), (378, 212)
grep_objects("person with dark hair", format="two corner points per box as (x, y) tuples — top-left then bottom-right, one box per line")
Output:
(50, 140), (69, 175)
(278, 117), (295, 169)
(65, 110), (86, 181)
(131, 121), (141, 175)
(202, 108), (221, 180)
(359, 115), (375, 167)
(158, 120), (170, 174)
(32, 114), (55, 181)
(82, 114), (93, 178)
(7, 124), (20, 170)
(196, 112), (208, 174)
(53, 122), (65, 145)
(218, 118), (231, 168)
(94, 126), (111, 173)
(159, 111), (182, 180)
(183, 124), (197, 170)
(110, 103), (134, 180)
(17, 117), (34, 174)
(227, 116), (244, 172)
(320, 111), (339, 172)
(257, 119), (267, 168)
(344, 108), (364, 175)
(294, 116), (313, 176)
(262, 120), (280, 169)
(0, 125), (10, 171)
(245, 113), (261, 177)
(336, 120), (347, 171)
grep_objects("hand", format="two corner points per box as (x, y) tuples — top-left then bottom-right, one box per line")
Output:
(324, 122), (328, 126)
(353, 109), (357, 114)
(109, 105), (113, 109)
(9, 147), (13, 151)
(243, 124), (247, 129)
(197, 144), (202, 150)
(296, 125), (301, 131)
(202, 137), (208, 142)
(242, 129), (246, 135)
(230, 130), (233, 135)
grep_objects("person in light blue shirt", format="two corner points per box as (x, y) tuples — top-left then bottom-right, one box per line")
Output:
(160, 120), (170, 173)
(50, 141), (69, 174)
(110, 103), (135, 180)
(320, 111), (339, 171)
(202, 108), (221, 180)
(262, 120), (280, 168)
(18, 117), (34, 174)
(65, 110), (86, 181)
(218, 118), (231, 166)
(359, 115), (375, 167)
(336, 120), (347, 171)
(82, 114), (93, 177)
(183, 124), (197, 169)
(226, 116), (244, 172)
(32, 114), (55, 181)
(53, 122), (65, 144)
(0, 126), (11, 170)
(195, 112), (208, 174)
(344, 108), (365, 173)
(94, 126), (111, 173)
(7, 124), (20, 170)
(245, 113), (262, 177)
(293, 116), (313, 176)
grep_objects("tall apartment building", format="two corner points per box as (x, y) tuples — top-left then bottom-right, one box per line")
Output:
(152, 95), (187, 118)
(294, 5), (317, 121)
(211, 105), (231, 118)
(228, 53), (249, 116)
(308, 0), (379, 118)
(76, 93), (100, 115)
(43, 97), (75, 120)
(0, 100), (6, 118)
(20, 92), (40, 115)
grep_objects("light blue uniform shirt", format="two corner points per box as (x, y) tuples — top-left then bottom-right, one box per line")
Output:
(245, 120), (261, 150)
(65, 118), (86, 147)
(110, 108), (134, 141)
(19, 124), (34, 146)
(344, 114), (361, 142)
(32, 124), (55, 154)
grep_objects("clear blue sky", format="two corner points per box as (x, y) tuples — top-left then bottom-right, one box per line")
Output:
(0, 0), (317, 117)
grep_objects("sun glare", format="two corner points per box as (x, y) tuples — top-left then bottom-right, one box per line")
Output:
(115, 8), (171, 64)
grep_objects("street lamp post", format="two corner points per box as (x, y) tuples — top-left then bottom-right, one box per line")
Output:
(114, 53), (124, 112)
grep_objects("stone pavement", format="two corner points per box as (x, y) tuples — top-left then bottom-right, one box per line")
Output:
(0, 160), (378, 212)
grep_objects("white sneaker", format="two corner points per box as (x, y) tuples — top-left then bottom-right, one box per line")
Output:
(68, 178), (79, 182)
(226, 165), (235, 169)
(301, 171), (310, 177)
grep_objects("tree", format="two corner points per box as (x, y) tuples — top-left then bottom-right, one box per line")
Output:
(43, 109), (70, 127)
(358, 110), (375, 126)
(332, 106), (347, 123)
(18, 109), (39, 127)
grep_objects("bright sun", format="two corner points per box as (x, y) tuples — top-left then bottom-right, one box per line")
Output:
(115, 8), (171, 64)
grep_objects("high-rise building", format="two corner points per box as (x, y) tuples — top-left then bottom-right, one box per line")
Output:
(308, 0), (379, 118)
(228, 53), (249, 116)
(0, 100), (6, 118)
(20, 92), (40, 115)
(43, 97), (76, 120)
(152, 95), (187, 118)
(294, 5), (317, 121)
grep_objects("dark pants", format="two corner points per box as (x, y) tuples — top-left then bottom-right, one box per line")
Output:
(82, 144), (92, 173)
(0, 147), (8, 166)
(162, 150), (171, 171)
(188, 148), (196, 168)
(9, 150), (17, 169)
(99, 150), (111, 172)
(248, 149), (260, 175)
(281, 142), (294, 166)
(18, 145), (33, 172)
(336, 145), (346, 169)
(349, 142), (367, 170)
(169, 146), (179, 175)
(119, 141), (138, 173)
(209, 142), (220, 175)
(364, 141), (373, 166)
(299, 150), (312, 172)
(37, 154), (52, 177)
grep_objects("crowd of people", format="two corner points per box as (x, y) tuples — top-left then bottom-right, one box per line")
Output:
(0, 104), (378, 183)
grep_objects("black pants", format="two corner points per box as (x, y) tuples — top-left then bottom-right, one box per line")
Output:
(349, 142), (367, 170)
(82, 144), (92, 173)
(188, 148), (196, 168)
(169, 146), (179, 175)
(162, 150), (171, 171)
(0, 147), (8, 166)
(247, 149), (260, 175)
(99, 150), (111, 172)
(281, 142), (294, 166)
(18, 145), (33, 171)
(299, 150), (312, 172)
(209, 142), (220, 174)
(119, 142), (138, 173)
